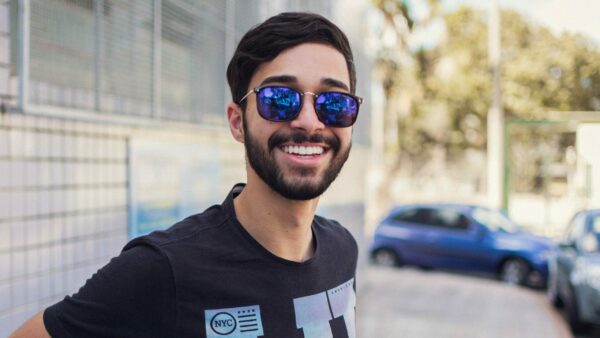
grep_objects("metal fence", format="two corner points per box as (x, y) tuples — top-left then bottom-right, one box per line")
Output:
(22, 0), (331, 124)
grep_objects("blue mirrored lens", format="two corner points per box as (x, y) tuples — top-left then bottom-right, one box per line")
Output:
(315, 92), (358, 127)
(256, 87), (301, 121)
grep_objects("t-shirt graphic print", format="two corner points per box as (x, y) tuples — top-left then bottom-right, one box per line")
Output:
(204, 278), (356, 338)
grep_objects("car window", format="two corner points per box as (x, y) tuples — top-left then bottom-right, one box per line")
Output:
(429, 209), (470, 230)
(566, 213), (587, 243)
(579, 233), (599, 253)
(392, 208), (432, 225)
(393, 207), (469, 230)
(591, 216), (600, 252)
(471, 208), (518, 233)
(593, 216), (600, 234)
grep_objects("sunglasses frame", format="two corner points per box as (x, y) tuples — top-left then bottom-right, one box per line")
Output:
(238, 85), (364, 127)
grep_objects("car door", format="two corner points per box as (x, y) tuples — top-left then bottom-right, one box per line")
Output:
(423, 207), (490, 271)
(387, 207), (442, 266)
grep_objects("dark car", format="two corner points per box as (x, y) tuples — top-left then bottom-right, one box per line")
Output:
(369, 204), (555, 286)
(547, 209), (600, 333)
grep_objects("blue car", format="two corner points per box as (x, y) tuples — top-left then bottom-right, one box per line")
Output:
(369, 204), (555, 286)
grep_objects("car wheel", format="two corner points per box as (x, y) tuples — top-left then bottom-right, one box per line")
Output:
(373, 249), (399, 267)
(500, 258), (530, 285)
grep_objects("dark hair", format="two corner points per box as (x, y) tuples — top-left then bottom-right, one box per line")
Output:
(226, 12), (356, 109)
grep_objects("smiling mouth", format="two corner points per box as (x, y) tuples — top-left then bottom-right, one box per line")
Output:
(281, 145), (326, 156)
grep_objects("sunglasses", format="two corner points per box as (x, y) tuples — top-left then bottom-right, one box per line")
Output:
(238, 86), (363, 128)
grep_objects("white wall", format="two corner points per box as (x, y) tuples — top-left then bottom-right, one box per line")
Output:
(577, 123), (600, 208)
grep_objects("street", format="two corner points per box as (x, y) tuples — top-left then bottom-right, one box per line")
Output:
(357, 265), (584, 338)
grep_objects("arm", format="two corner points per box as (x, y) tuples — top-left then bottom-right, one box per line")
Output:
(9, 312), (50, 338)
(14, 243), (175, 338)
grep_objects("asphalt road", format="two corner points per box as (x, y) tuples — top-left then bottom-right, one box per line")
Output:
(356, 265), (582, 338)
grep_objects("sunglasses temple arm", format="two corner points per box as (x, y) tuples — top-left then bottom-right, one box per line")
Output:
(238, 89), (256, 104)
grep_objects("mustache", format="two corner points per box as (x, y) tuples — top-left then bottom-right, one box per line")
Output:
(268, 132), (340, 153)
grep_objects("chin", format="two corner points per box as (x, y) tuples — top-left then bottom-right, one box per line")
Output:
(275, 178), (331, 201)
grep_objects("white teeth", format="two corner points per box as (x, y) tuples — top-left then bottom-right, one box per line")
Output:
(282, 145), (324, 156)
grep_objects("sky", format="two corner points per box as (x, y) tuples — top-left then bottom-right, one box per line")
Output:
(443, 0), (600, 44)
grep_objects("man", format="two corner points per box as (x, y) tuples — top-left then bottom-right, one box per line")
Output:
(11, 12), (362, 338)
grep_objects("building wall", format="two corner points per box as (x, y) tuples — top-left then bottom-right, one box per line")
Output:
(0, 0), (371, 335)
(577, 124), (600, 208)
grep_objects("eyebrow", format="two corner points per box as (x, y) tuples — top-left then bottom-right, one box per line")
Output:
(260, 75), (297, 86)
(320, 78), (350, 91)
(259, 75), (350, 91)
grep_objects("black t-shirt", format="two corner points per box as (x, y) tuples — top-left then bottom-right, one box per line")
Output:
(44, 184), (358, 338)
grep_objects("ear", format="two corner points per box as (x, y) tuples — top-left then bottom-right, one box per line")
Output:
(227, 102), (245, 143)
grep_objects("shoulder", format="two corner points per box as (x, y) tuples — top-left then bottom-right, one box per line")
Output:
(125, 203), (232, 251)
(313, 215), (358, 251)
(313, 214), (355, 238)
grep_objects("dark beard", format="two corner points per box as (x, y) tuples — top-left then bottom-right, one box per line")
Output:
(243, 118), (351, 200)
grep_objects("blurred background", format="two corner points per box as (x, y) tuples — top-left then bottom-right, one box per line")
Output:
(0, 0), (599, 337)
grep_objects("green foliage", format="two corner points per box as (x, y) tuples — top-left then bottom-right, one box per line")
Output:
(372, 3), (600, 163)
(501, 10), (600, 117)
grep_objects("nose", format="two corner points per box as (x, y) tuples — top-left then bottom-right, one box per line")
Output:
(289, 93), (325, 133)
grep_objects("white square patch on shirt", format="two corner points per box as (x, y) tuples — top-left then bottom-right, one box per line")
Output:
(205, 305), (264, 338)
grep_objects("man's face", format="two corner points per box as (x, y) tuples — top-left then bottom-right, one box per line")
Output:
(241, 43), (353, 200)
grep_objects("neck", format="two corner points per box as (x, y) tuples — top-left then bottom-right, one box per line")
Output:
(233, 174), (319, 263)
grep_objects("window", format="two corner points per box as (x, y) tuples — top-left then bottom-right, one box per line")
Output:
(429, 209), (470, 230)
(392, 207), (469, 230)
(392, 208), (431, 225)
(29, 0), (98, 109)
(25, 0), (238, 123)
(593, 216), (600, 234)
(565, 212), (587, 243)
(472, 207), (518, 233)
(28, 0), (155, 115)
(588, 215), (600, 253)
(160, 0), (227, 123)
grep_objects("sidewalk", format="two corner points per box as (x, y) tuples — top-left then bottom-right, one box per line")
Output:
(357, 266), (573, 338)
